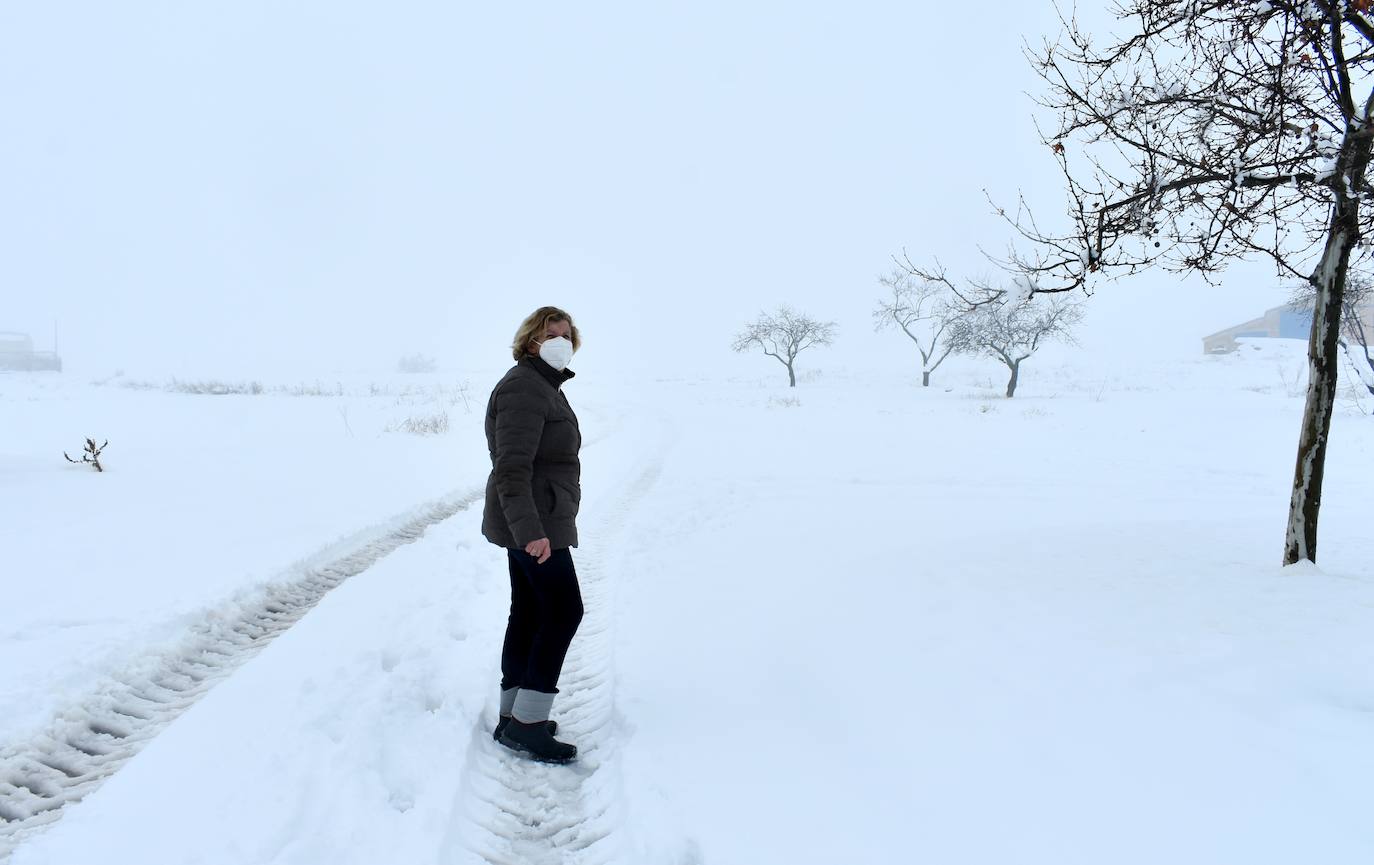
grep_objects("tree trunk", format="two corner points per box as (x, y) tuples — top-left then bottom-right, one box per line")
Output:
(1005, 361), (1019, 398)
(1285, 227), (1351, 564)
(787, 364), (796, 388)
(1282, 109), (1372, 565)
(922, 370), (930, 387)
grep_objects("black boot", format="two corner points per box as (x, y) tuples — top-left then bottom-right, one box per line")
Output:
(493, 715), (558, 742)
(498, 717), (577, 764)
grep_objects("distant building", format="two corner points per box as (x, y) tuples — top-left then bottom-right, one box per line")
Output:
(1203, 301), (1374, 354)
(0, 331), (62, 371)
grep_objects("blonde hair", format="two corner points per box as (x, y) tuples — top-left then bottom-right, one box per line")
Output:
(511, 306), (581, 361)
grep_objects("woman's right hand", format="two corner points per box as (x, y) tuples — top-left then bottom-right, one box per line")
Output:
(525, 537), (552, 564)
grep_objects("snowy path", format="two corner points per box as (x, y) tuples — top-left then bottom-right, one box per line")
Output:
(0, 489), (482, 859)
(449, 440), (669, 865)
(1, 405), (666, 865)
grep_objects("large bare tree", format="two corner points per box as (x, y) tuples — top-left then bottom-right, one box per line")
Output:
(873, 268), (958, 387)
(1341, 291), (1374, 394)
(1001, 1), (1374, 564)
(1293, 268), (1374, 394)
(732, 306), (837, 387)
(946, 295), (1084, 398)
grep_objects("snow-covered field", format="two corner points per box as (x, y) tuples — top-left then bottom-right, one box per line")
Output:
(2, 342), (1372, 864)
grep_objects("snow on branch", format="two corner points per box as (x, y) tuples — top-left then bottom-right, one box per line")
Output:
(946, 292), (1085, 398)
(995, 0), (1374, 293)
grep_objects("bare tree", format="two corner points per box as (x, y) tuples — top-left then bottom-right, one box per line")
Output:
(732, 306), (837, 387)
(1342, 297), (1374, 395)
(873, 268), (957, 387)
(946, 295), (1084, 398)
(1293, 267), (1374, 394)
(998, 2), (1374, 565)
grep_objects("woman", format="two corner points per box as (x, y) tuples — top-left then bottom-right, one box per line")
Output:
(481, 306), (584, 764)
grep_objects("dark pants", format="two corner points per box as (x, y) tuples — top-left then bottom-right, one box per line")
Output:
(500, 547), (584, 694)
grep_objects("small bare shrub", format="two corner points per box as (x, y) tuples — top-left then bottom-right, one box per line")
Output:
(64, 438), (107, 472)
(1276, 363), (1306, 399)
(452, 381), (472, 413)
(281, 381), (343, 397)
(388, 411), (450, 435)
(167, 378), (265, 395)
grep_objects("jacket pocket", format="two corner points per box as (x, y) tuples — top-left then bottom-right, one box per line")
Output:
(549, 479), (580, 517)
(537, 479), (557, 515)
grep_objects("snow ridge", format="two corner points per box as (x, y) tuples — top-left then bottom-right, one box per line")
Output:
(451, 455), (666, 865)
(0, 488), (484, 861)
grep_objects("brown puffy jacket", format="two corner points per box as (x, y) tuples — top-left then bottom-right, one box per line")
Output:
(481, 355), (582, 550)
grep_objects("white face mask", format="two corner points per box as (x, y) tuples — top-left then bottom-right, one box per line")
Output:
(538, 335), (574, 370)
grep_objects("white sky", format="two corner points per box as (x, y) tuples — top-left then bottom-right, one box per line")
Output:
(1, 2), (1298, 379)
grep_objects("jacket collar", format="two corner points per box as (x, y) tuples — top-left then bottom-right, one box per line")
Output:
(520, 353), (576, 390)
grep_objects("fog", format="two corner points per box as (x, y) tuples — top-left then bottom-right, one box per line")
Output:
(2, 2), (1295, 381)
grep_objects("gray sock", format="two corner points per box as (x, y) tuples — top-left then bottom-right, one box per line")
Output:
(499, 687), (518, 717)
(511, 689), (556, 724)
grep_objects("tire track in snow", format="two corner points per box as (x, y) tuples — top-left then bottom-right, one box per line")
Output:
(453, 433), (670, 865)
(0, 488), (485, 861)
